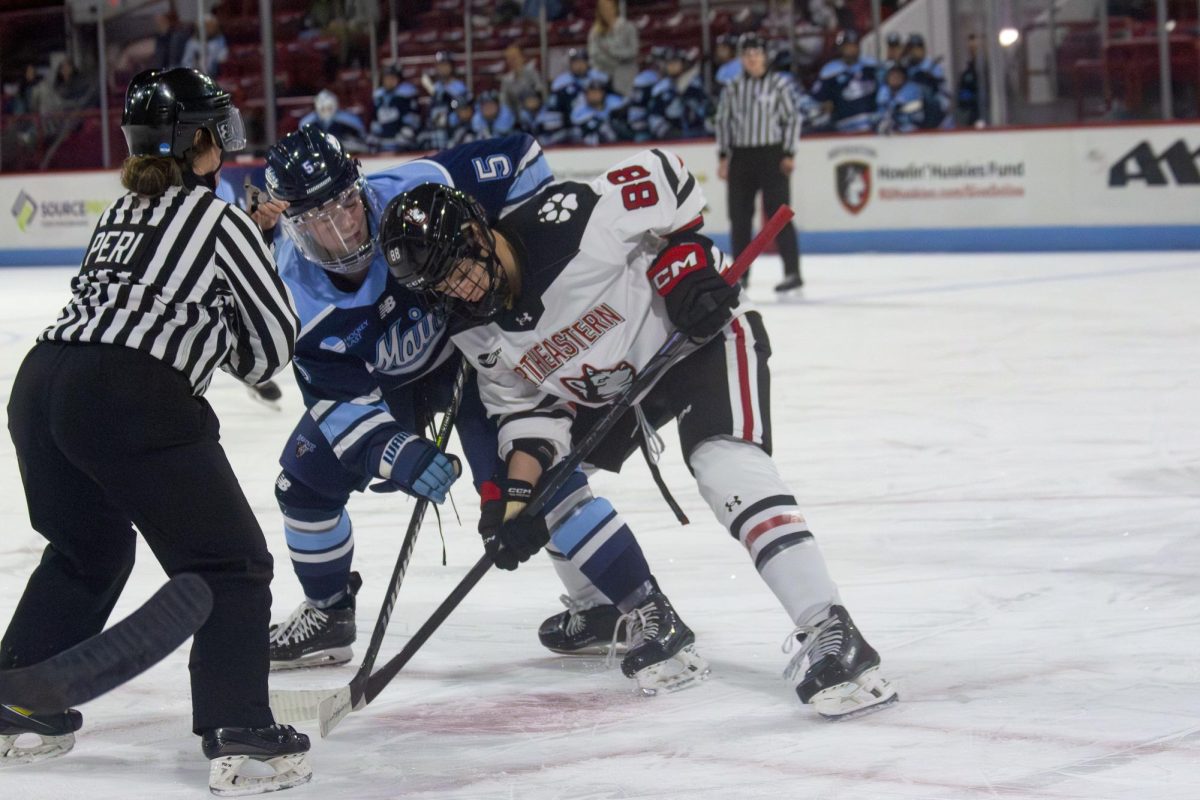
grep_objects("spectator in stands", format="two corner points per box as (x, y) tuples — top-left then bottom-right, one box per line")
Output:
(49, 58), (96, 111)
(473, 90), (516, 137)
(370, 64), (421, 152)
(522, 0), (566, 23)
(612, 46), (662, 142)
(499, 44), (546, 116)
(550, 48), (609, 124)
(588, 0), (639, 96)
(958, 33), (983, 127)
(300, 90), (368, 150)
(423, 50), (468, 132)
(648, 48), (711, 140)
(182, 15), (228, 77)
(902, 34), (945, 94)
(153, 12), (190, 70)
(443, 93), (477, 147)
(714, 34), (741, 93)
(882, 32), (903, 72)
(812, 29), (879, 133)
(569, 76), (622, 145)
(10, 64), (41, 114)
(516, 88), (567, 144)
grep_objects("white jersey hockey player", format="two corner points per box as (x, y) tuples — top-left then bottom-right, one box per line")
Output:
(380, 149), (897, 717)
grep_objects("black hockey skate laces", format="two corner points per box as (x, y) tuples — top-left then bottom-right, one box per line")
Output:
(781, 614), (845, 682)
(269, 604), (330, 647)
(607, 603), (661, 668)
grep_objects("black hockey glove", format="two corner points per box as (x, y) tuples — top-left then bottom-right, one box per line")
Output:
(647, 233), (740, 340)
(478, 479), (549, 570)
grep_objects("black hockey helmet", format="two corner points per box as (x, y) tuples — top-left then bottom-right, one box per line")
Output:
(886, 32), (902, 47)
(907, 33), (926, 49)
(737, 32), (766, 54)
(121, 68), (245, 160)
(265, 125), (381, 274)
(380, 183), (506, 319)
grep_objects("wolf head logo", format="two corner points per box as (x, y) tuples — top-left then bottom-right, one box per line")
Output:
(561, 362), (636, 403)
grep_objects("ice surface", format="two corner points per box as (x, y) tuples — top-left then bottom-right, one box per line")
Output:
(0, 253), (1197, 799)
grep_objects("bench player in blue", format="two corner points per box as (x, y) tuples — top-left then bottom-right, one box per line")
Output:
(262, 127), (557, 669)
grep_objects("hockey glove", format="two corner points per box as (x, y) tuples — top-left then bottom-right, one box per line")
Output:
(647, 233), (740, 340)
(478, 479), (549, 570)
(368, 432), (461, 503)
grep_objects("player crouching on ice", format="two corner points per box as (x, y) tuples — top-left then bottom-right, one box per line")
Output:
(380, 150), (898, 717)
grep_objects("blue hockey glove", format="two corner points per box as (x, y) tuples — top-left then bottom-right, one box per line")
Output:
(478, 479), (547, 570)
(368, 432), (461, 503)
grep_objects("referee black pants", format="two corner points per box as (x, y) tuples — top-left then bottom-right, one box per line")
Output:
(728, 144), (801, 282)
(2, 341), (275, 733)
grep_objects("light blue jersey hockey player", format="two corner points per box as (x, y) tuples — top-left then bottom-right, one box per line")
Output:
(262, 127), (554, 669)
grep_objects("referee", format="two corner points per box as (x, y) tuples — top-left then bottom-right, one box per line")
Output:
(0, 69), (311, 793)
(716, 32), (803, 293)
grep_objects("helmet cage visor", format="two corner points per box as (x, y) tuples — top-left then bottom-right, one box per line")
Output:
(279, 179), (380, 274)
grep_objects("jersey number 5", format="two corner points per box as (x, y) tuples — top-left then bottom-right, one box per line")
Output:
(607, 165), (659, 210)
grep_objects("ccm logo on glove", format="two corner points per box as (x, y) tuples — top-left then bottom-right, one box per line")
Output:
(647, 242), (707, 295)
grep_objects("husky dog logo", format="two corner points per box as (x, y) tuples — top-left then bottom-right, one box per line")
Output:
(561, 362), (636, 403)
(836, 161), (871, 215)
(403, 205), (427, 226)
(294, 435), (317, 458)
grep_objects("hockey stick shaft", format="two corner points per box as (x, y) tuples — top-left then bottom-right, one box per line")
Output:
(356, 360), (471, 681)
(269, 361), (471, 727)
(0, 573), (212, 711)
(357, 206), (795, 709)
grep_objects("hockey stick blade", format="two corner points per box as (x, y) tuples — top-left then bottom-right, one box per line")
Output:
(0, 573), (212, 711)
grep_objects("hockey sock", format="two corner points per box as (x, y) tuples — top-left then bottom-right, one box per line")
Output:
(546, 491), (654, 613)
(545, 548), (612, 609)
(690, 438), (840, 627)
(280, 506), (355, 608)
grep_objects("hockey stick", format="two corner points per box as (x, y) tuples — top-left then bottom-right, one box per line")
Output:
(269, 361), (472, 727)
(303, 206), (797, 734)
(0, 573), (212, 711)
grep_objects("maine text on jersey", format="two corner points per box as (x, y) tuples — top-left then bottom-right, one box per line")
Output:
(514, 303), (625, 385)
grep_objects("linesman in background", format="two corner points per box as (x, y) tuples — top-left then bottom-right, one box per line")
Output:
(715, 32), (803, 294)
(0, 68), (311, 797)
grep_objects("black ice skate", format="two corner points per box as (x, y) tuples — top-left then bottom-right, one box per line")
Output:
(203, 723), (312, 796)
(774, 275), (804, 295)
(783, 605), (898, 720)
(0, 704), (82, 766)
(268, 573), (360, 671)
(246, 379), (283, 411)
(613, 592), (710, 695)
(539, 595), (627, 655)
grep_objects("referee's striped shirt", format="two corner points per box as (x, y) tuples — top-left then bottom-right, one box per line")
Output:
(715, 71), (801, 157)
(40, 184), (299, 395)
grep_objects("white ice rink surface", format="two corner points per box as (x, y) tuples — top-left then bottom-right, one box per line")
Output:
(0, 252), (1198, 799)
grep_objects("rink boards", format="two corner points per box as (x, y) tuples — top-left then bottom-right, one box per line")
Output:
(1, 120), (1198, 265)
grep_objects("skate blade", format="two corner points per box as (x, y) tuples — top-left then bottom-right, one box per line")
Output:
(0, 732), (76, 766)
(209, 753), (312, 797)
(811, 666), (899, 721)
(548, 643), (628, 656)
(634, 644), (711, 697)
(269, 646), (352, 672)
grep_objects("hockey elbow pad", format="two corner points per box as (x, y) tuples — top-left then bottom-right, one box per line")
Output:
(648, 232), (739, 340)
